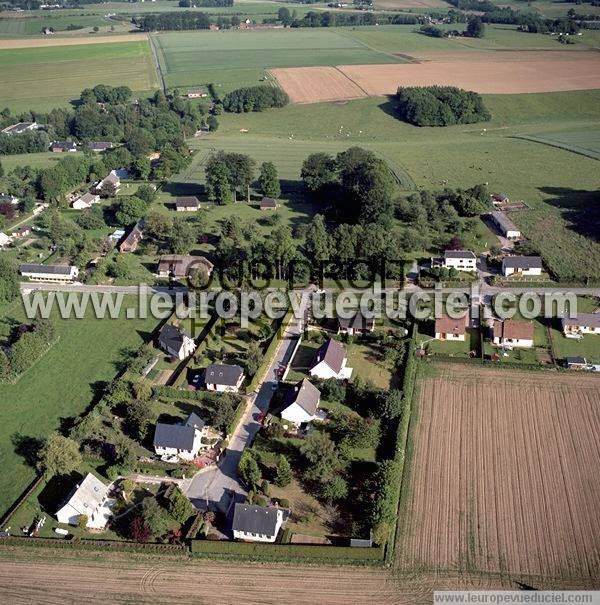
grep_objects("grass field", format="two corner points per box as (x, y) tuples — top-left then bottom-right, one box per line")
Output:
(0, 40), (158, 111)
(0, 296), (160, 518)
(515, 129), (600, 161)
(0, 151), (85, 172)
(0, 14), (126, 38)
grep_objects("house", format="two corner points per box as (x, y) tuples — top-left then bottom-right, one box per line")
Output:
(175, 196), (199, 212)
(11, 225), (31, 238)
(205, 364), (245, 392)
(50, 140), (77, 153)
(153, 413), (207, 461)
(562, 313), (600, 336)
(55, 473), (113, 529)
(119, 220), (144, 253)
(88, 141), (113, 152)
(19, 263), (79, 282)
(490, 211), (521, 240)
(280, 378), (321, 425)
(442, 250), (477, 272)
(157, 254), (214, 279)
(491, 192), (509, 205)
(501, 256), (543, 277)
(566, 356), (588, 370)
(492, 319), (534, 348)
(95, 171), (120, 194)
(337, 311), (375, 336)
(187, 87), (209, 99)
(232, 503), (284, 543)
(0, 233), (12, 247)
(1, 122), (37, 136)
(0, 194), (19, 205)
(260, 197), (278, 210)
(72, 192), (100, 210)
(309, 338), (352, 380)
(435, 314), (467, 341)
(109, 228), (125, 242)
(157, 324), (196, 360)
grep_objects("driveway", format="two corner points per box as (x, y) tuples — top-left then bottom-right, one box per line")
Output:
(185, 313), (303, 513)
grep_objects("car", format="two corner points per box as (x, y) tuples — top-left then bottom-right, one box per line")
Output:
(271, 382), (278, 391)
(191, 373), (202, 385)
(256, 412), (266, 424)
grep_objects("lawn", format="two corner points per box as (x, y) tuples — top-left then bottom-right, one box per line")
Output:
(0, 151), (85, 172)
(0, 40), (158, 111)
(0, 295), (161, 518)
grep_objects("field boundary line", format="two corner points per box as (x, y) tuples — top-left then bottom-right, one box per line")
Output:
(334, 28), (408, 64)
(511, 134), (600, 161)
(332, 66), (371, 98)
(148, 33), (166, 94)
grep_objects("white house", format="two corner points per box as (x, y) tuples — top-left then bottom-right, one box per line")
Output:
(55, 473), (113, 529)
(0, 194), (19, 205)
(19, 263), (79, 282)
(281, 378), (321, 425)
(337, 311), (375, 336)
(501, 256), (543, 277)
(492, 319), (534, 348)
(232, 503), (284, 543)
(435, 314), (467, 341)
(205, 363), (245, 392)
(153, 413), (206, 461)
(443, 250), (477, 272)
(95, 171), (121, 194)
(309, 338), (352, 380)
(562, 313), (600, 336)
(0, 232), (12, 247)
(157, 324), (196, 360)
(490, 211), (521, 240)
(72, 192), (100, 210)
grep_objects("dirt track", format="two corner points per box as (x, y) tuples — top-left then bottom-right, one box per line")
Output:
(0, 34), (148, 49)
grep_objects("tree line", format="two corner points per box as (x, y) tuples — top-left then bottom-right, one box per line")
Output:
(222, 86), (289, 113)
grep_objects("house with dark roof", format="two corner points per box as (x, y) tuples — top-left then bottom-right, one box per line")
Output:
(2, 122), (37, 136)
(501, 256), (543, 277)
(337, 311), (375, 336)
(260, 197), (278, 210)
(119, 220), (144, 253)
(562, 313), (600, 337)
(186, 87), (209, 98)
(176, 196), (199, 212)
(157, 324), (196, 360)
(566, 356), (588, 370)
(72, 191), (100, 210)
(280, 378), (321, 425)
(50, 140), (77, 153)
(492, 319), (534, 348)
(232, 503), (284, 543)
(435, 314), (468, 342)
(10, 225), (31, 238)
(309, 338), (352, 380)
(205, 364), (245, 393)
(88, 141), (113, 152)
(442, 250), (477, 272)
(95, 171), (121, 194)
(19, 263), (79, 282)
(153, 413), (207, 461)
(157, 255), (214, 279)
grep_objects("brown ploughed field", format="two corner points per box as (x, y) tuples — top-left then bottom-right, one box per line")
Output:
(397, 365), (600, 582)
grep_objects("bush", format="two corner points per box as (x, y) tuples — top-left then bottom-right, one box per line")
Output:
(278, 498), (290, 509)
(78, 514), (88, 529)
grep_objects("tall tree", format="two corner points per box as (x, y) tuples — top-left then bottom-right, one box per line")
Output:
(37, 434), (82, 476)
(257, 161), (281, 199)
(304, 214), (331, 263)
(205, 156), (233, 205)
(301, 153), (336, 193)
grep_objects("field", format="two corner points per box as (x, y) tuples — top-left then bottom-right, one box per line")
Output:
(0, 296), (160, 518)
(397, 365), (600, 581)
(516, 129), (600, 161)
(0, 39), (158, 111)
(0, 33), (148, 48)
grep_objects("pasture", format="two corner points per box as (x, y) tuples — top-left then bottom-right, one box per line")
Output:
(516, 129), (600, 161)
(398, 365), (600, 580)
(0, 14), (128, 38)
(0, 296), (160, 519)
(0, 39), (158, 111)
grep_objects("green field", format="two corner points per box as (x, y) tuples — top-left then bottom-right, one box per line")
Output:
(0, 296), (160, 518)
(0, 14), (124, 38)
(515, 129), (600, 161)
(0, 40), (158, 111)
(153, 28), (404, 92)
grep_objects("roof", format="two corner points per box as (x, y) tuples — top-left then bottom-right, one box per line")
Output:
(435, 314), (467, 336)
(59, 473), (108, 516)
(444, 250), (476, 259)
(13, 225), (30, 235)
(100, 172), (120, 186)
(491, 211), (519, 233)
(562, 312), (600, 329)
(2, 122), (36, 135)
(158, 255), (214, 277)
(338, 311), (375, 332)
(313, 338), (346, 374)
(205, 363), (244, 386)
(282, 378), (321, 417)
(176, 196), (199, 208)
(52, 140), (77, 150)
(566, 356), (587, 365)
(232, 504), (280, 537)
(119, 220), (144, 251)
(153, 423), (196, 451)
(188, 86), (208, 94)
(260, 197), (277, 208)
(76, 192), (97, 204)
(494, 319), (534, 340)
(186, 412), (205, 431)
(492, 192), (509, 201)
(502, 256), (542, 270)
(19, 263), (73, 275)
(88, 141), (112, 150)
(158, 324), (191, 351)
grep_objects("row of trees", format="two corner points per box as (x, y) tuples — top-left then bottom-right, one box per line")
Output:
(0, 130), (50, 155)
(133, 11), (211, 31)
(222, 86), (289, 114)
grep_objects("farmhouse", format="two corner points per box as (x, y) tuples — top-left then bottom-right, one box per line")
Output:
(72, 192), (100, 210)
(51, 140), (77, 153)
(1, 122), (37, 135)
(501, 256), (543, 277)
(175, 196), (200, 212)
(280, 378), (321, 426)
(95, 171), (121, 194)
(157, 324), (196, 360)
(187, 87), (209, 98)
(309, 338), (352, 380)
(10, 225), (31, 238)
(205, 364), (245, 392)
(443, 250), (477, 272)
(153, 413), (207, 461)
(490, 211), (521, 240)
(562, 313), (600, 336)
(119, 220), (144, 253)
(19, 263), (79, 282)
(232, 503), (284, 543)
(55, 473), (113, 529)
(88, 141), (113, 152)
(337, 311), (375, 336)
(157, 254), (214, 278)
(260, 197), (278, 210)
(492, 319), (534, 348)
(435, 314), (467, 341)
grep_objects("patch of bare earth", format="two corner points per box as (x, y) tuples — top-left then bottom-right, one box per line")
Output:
(398, 365), (600, 583)
(0, 34), (148, 49)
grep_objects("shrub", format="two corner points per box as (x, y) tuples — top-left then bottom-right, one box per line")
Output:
(78, 514), (88, 529)
(278, 498), (290, 509)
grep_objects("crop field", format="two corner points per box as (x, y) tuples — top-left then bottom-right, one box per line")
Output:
(0, 14), (127, 38)
(398, 365), (600, 581)
(0, 39), (158, 111)
(0, 296), (160, 519)
(153, 28), (403, 93)
(515, 129), (600, 161)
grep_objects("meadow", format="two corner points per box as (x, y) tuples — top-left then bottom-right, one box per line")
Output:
(0, 40), (158, 111)
(516, 129), (600, 161)
(0, 296), (160, 518)
(0, 13), (125, 38)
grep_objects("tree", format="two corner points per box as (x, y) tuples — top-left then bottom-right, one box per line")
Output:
(205, 156), (233, 205)
(467, 16), (484, 38)
(300, 431), (340, 482)
(166, 486), (194, 523)
(320, 475), (348, 503)
(145, 211), (172, 242)
(129, 515), (151, 543)
(245, 340), (263, 376)
(274, 454), (292, 487)
(304, 214), (331, 263)
(100, 180), (118, 199)
(19, 197), (35, 214)
(115, 196), (147, 226)
(78, 514), (89, 529)
(218, 152), (255, 202)
(0, 256), (19, 305)
(140, 497), (171, 538)
(126, 399), (153, 441)
(170, 217), (196, 254)
(132, 156), (152, 180)
(238, 451), (261, 491)
(258, 161), (280, 199)
(301, 153), (336, 193)
(278, 6), (292, 24)
(37, 434), (82, 476)
(206, 115), (219, 132)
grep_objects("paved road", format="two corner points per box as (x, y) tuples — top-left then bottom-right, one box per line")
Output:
(185, 313), (303, 514)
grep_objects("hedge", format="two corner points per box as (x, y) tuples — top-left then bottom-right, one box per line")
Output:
(1, 536), (187, 554)
(226, 398), (247, 437)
